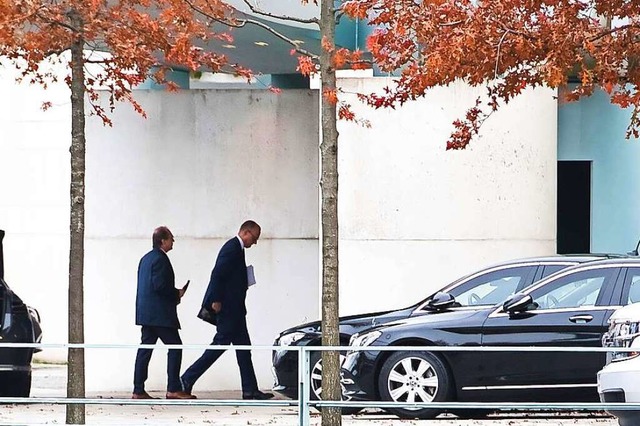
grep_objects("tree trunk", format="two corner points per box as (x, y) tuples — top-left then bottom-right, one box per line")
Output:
(319, 0), (341, 425)
(66, 11), (86, 425)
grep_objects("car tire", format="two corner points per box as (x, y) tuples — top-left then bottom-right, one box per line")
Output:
(0, 371), (31, 397)
(618, 416), (640, 426)
(378, 351), (452, 419)
(309, 351), (362, 415)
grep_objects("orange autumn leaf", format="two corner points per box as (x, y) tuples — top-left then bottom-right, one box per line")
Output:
(323, 88), (339, 105)
(341, 1), (369, 20)
(297, 56), (316, 76)
(321, 36), (333, 53)
(333, 48), (349, 68)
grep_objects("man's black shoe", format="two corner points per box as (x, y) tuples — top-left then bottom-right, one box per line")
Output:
(242, 390), (274, 400)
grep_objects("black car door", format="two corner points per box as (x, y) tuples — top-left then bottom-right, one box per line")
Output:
(476, 266), (621, 402)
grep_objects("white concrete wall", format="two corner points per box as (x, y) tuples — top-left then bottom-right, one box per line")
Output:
(0, 64), (71, 364)
(0, 65), (558, 394)
(0, 71), (321, 393)
(336, 77), (558, 315)
(83, 90), (320, 393)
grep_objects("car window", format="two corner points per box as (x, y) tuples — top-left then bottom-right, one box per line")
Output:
(450, 266), (532, 307)
(623, 268), (640, 304)
(530, 268), (614, 310)
(541, 264), (571, 278)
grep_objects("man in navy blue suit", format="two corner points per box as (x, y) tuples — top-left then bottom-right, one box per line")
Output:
(181, 220), (274, 400)
(132, 226), (195, 400)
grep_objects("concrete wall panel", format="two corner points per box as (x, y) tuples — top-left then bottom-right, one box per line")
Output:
(0, 67), (558, 393)
(337, 78), (558, 314)
(0, 77), (320, 392)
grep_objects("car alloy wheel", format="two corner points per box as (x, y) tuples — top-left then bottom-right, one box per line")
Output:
(309, 352), (362, 415)
(378, 351), (452, 419)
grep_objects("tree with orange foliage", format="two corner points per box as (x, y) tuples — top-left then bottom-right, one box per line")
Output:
(192, 2), (366, 423)
(0, 1), (247, 423)
(343, 0), (640, 149)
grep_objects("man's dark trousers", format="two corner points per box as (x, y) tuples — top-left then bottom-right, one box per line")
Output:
(133, 325), (183, 394)
(181, 319), (258, 393)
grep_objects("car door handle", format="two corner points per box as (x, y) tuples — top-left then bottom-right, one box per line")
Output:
(569, 315), (593, 323)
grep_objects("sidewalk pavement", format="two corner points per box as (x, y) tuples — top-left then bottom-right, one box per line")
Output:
(0, 364), (620, 425)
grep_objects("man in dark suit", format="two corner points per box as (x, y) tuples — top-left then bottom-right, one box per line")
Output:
(180, 220), (274, 400)
(132, 226), (194, 400)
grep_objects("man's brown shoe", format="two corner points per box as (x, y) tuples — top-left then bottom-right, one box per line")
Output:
(132, 392), (157, 399)
(166, 390), (197, 399)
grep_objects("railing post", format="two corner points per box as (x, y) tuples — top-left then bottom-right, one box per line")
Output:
(298, 346), (311, 426)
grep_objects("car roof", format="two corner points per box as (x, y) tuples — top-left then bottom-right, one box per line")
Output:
(487, 253), (630, 268)
(555, 256), (640, 267)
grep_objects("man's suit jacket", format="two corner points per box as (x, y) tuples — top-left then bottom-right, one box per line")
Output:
(203, 237), (248, 332)
(135, 248), (181, 329)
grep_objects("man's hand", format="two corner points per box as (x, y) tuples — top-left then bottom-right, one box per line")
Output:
(212, 302), (221, 313)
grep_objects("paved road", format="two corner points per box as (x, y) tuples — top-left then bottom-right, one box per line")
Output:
(0, 364), (621, 425)
(0, 405), (621, 425)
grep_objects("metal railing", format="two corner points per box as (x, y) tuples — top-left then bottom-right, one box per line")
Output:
(1, 342), (639, 425)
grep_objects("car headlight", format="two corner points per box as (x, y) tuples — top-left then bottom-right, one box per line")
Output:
(277, 331), (307, 347)
(349, 330), (382, 348)
(604, 321), (640, 363)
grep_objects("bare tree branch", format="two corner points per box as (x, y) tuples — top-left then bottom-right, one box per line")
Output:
(234, 17), (320, 59)
(240, 0), (319, 25)
(439, 19), (465, 27)
(35, 12), (79, 33)
(589, 23), (640, 43)
(185, 0), (320, 60)
(83, 59), (109, 64)
(492, 19), (537, 41)
(346, 59), (372, 66)
(495, 29), (510, 80)
(45, 47), (70, 58)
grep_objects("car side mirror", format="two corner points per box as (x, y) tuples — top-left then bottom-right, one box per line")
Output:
(503, 293), (534, 313)
(427, 291), (457, 310)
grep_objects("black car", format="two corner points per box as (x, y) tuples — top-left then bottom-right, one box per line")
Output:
(0, 230), (43, 397)
(271, 254), (619, 403)
(341, 257), (640, 419)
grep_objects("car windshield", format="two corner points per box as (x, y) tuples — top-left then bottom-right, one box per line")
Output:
(452, 276), (523, 306)
(414, 266), (533, 310)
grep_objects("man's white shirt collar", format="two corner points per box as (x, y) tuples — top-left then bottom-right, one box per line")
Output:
(236, 235), (244, 249)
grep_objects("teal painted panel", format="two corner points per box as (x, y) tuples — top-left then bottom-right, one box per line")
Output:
(137, 68), (190, 90)
(559, 87), (640, 254)
(357, 18), (369, 51)
(336, 15), (357, 51)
